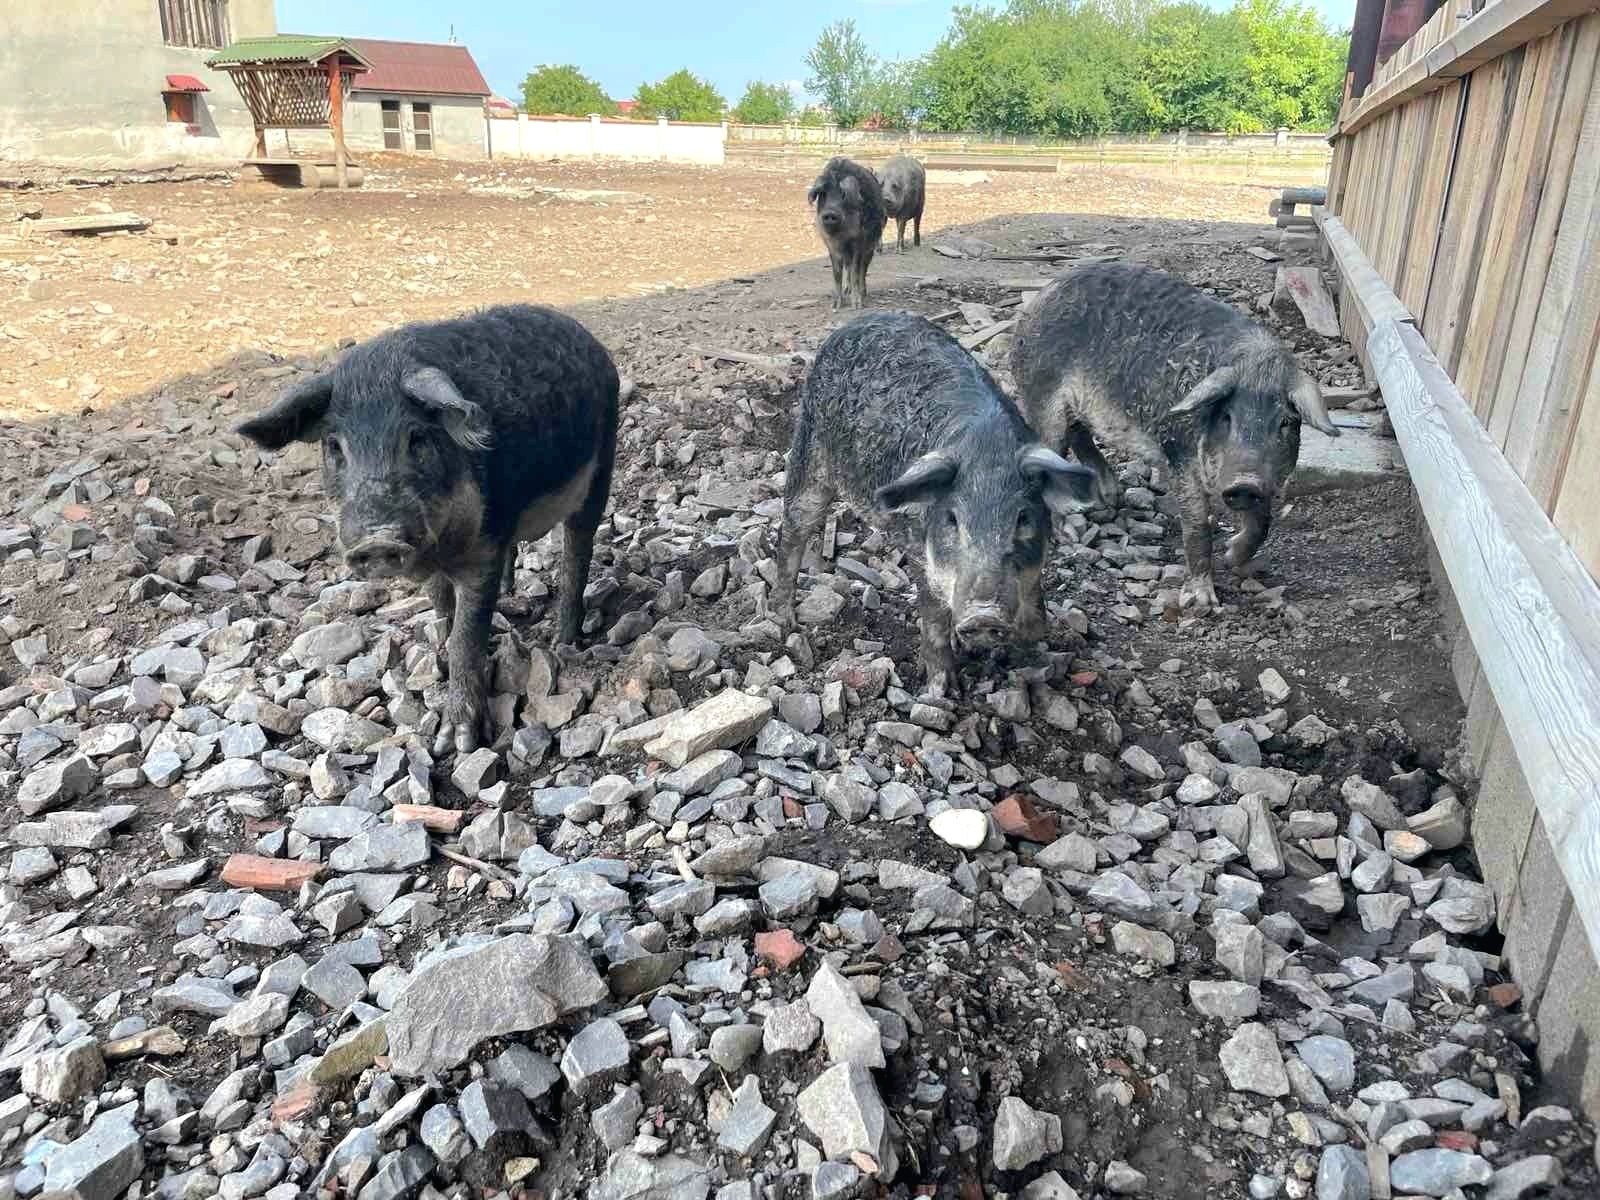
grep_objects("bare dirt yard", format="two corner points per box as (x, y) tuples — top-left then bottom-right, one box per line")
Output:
(0, 156), (1594, 1200)
(2, 155), (1277, 419)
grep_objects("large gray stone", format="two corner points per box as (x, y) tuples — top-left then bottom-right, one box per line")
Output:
(590, 1151), (711, 1200)
(328, 821), (431, 873)
(1388, 1149), (1492, 1196)
(561, 1017), (631, 1101)
(385, 934), (607, 1075)
(992, 1095), (1062, 1171)
(1296, 1036), (1356, 1094)
(42, 1115), (143, 1200)
(716, 1076), (777, 1157)
(806, 960), (884, 1068)
(643, 689), (773, 768)
(1315, 1144), (1371, 1200)
(1219, 1022), (1290, 1096)
(797, 1062), (898, 1178)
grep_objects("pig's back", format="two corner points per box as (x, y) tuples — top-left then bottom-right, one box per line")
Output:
(802, 311), (1028, 498)
(383, 304), (618, 539)
(1012, 264), (1263, 428)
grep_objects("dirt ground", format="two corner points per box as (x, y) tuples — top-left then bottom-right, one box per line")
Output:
(3, 157), (1595, 1199)
(1, 155), (1282, 419)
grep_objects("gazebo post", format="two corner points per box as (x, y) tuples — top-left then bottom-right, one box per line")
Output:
(328, 63), (349, 189)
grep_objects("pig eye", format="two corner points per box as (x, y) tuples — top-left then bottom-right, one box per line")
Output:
(407, 430), (433, 459)
(945, 510), (959, 531)
(324, 437), (345, 467)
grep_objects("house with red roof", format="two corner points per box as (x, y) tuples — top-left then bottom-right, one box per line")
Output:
(340, 37), (493, 158)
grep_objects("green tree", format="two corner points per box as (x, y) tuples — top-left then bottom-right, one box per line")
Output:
(635, 69), (727, 122)
(805, 19), (877, 127)
(731, 81), (796, 125)
(519, 64), (613, 116)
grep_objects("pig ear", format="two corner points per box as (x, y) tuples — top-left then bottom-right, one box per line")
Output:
(875, 452), (958, 513)
(840, 176), (861, 204)
(1170, 364), (1238, 417)
(1018, 446), (1100, 514)
(236, 372), (333, 449)
(807, 181), (823, 206)
(1291, 371), (1340, 437)
(402, 367), (492, 451)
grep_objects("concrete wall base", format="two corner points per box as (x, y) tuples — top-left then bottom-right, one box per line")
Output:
(1417, 498), (1600, 1117)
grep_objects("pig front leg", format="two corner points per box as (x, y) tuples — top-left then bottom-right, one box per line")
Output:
(1066, 422), (1121, 508)
(434, 547), (507, 756)
(772, 476), (833, 631)
(895, 218), (908, 254)
(828, 248), (846, 310)
(915, 578), (959, 701)
(1175, 471), (1218, 611)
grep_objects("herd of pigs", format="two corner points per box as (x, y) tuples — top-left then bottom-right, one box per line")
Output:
(10, 156), (1600, 1200)
(236, 154), (1340, 758)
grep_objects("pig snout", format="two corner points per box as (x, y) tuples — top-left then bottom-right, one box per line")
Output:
(954, 603), (1010, 649)
(819, 209), (842, 232)
(1221, 478), (1268, 512)
(342, 529), (417, 579)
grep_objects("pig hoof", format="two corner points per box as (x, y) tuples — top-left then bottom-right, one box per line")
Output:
(1179, 575), (1219, 612)
(435, 688), (491, 757)
(1225, 535), (1258, 573)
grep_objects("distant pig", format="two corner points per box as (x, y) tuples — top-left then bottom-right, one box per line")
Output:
(876, 154), (925, 253)
(1010, 263), (1338, 611)
(237, 305), (619, 755)
(775, 311), (1099, 698)
(808, 156), (886, 309)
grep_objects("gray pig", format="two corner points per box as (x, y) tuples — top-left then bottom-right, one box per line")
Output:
(775, 311), (1098, 699)
(1010, 263), (1338, 611)
(808, 157), (886, 309)
(237, 305), (619, 756)
(876, 154), (925, 253)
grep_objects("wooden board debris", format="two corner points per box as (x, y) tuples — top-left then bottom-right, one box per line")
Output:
(391, 804), (465, 833)
(1274, 266), (1342, 337)
(959, 319), (1017, 351)
(23, 211), (149, 236)
(689, 345), (812, 370)
(1244, 246), (1283, 263)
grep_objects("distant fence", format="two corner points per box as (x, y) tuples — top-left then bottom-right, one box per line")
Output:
(486, 113), (724, 165)
(725, 122), (1331, 163)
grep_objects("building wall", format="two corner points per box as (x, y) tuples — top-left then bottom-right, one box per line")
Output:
(345, 93), (486, 160)
(0, 0), (276, 168)
(487, 114), (725, 165)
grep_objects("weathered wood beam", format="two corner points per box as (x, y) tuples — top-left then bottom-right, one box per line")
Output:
(1335, 0), (1600, 139)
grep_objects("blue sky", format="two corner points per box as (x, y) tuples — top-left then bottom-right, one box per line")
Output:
(277, 0), (1356, 106)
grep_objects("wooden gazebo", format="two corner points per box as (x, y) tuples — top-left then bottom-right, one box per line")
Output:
(206, 35), (371, 189)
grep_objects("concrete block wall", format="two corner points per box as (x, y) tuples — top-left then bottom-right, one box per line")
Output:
(1419, 502), (1600, 1116)
(487, 114), (725, 166)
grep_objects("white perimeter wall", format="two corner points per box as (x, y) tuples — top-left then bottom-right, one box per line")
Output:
(488, 115), (725, 165)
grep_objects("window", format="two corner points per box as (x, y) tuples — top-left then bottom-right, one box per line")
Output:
(159, 0), (230, 50)
(411, 103), (433, 152)
(163, 92), (197, 126)
(381, 100), (402, 151)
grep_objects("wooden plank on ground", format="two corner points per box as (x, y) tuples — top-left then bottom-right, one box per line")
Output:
(1488, 16), (1600, 447)
(23, 211), (149, 235)
(1274, 267), (1342, 336)
(1367, 316), (1600, 971)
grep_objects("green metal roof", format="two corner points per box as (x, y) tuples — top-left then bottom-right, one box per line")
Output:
(207, 35), (371, 69)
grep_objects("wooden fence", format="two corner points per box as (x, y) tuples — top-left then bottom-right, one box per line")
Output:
(1324, 0), (1600, 1114)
